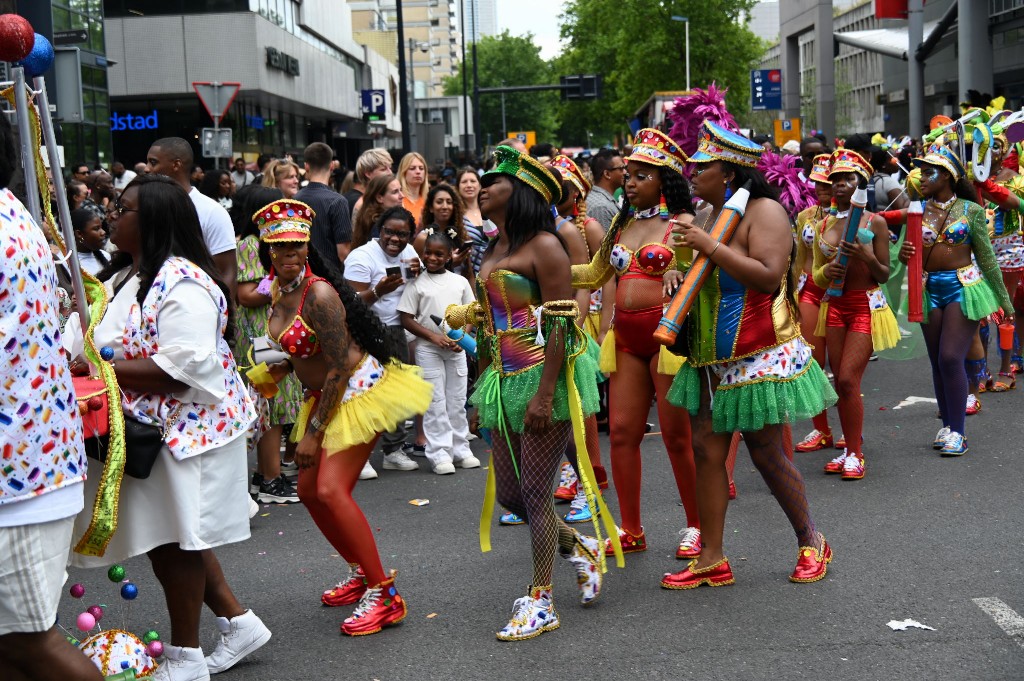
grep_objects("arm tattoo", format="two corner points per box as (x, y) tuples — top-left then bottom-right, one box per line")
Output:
(303, 285), (351, 427)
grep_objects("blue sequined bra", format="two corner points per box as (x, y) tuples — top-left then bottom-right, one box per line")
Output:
(923, 217), (970, 247)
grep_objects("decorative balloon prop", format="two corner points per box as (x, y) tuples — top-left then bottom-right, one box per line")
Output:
(14, 32), (54, 79)
(87, 604), (104, 622)
(76, 611), (97, 632)
(70, 583), (86, 599)
(120, 582), (139, 600)
(107, 564), (126, 582)
(0, 14), (35, 62)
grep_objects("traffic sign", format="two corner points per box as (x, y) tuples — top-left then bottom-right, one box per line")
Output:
(750, 69), (782, 111)
(361, 89), (386, 120)
(507, 131), (536, 149)
(773, 118), (801, 147)
(192, 81), (241, 122)
(201, 128), (233, 159)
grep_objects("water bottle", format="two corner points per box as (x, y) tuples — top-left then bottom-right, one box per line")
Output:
(430, 315), (477, 359)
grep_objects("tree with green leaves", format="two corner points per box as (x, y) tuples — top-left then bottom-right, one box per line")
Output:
(443, 31), (560, 147)
(557, 0), (765, 145)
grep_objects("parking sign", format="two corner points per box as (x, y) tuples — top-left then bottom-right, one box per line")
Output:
(361, 89), (386, 120)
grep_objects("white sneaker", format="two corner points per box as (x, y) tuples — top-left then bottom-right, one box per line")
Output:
(204, 610), (271, 674)
(933, 426), (951, 450)
(153, 644), (210, 681)
(562, 532), (602, 605)
(454, 454), (481, 469)
(247, 497), (259, 519)
(496, 586), (560, 641)
(432, 461), (456, 475)
(359, 461), (378, 480)
(382, 450), (419, 471)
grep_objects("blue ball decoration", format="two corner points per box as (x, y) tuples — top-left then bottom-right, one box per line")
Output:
(100, 346), (115, 361)
(16, 33), (54, 79)
(120, 582), (138, 600)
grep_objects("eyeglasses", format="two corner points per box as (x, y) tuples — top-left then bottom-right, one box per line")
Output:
(381, 227), (411, 239)
(107, 201), (138, 218)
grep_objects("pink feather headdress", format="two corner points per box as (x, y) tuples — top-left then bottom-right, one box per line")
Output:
(667, 83), (738, 171)
(758, 149), (816, 219)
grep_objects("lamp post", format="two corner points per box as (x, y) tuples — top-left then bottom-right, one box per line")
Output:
(671, 15), (690, 91)
(397, 0), (411, 151)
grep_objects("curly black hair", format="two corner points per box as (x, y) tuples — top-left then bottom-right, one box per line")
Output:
(306, 246), (398, 363)
(603, 164), (694, 254)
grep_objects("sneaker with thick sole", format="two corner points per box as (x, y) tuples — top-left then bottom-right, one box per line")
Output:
(154, 644), (210, 681)
(247, 497), (259, 519)
(382, 450), (419, 471)
(359, 461), (378, 480)
(932, 426), (951, 449)
(795, 429), (833, 453)
(563, 485), (593, 523)
(841, 453), (865, 480)
(499, 511), (525, 525)
(341, 574), (407, 636)
(553, 462), (577, 501)
(562, 533), (602, 605)
(940, 431), (968, 456)
(322, 564), (367, 607)
(675, 526), (702, 559)
(823, 451), (847, 474)
(432, 461), (456, 475)
(249, 471), (264, 496)
(496, 585), (559, 641)
(257, 475), (300, 504)
(279, 460), (299, 479)
(204, 610), (271, 674)
(454, 454), (481, 469)
(966, 394), (981, 415)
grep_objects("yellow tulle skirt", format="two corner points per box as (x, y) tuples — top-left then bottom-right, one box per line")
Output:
(292, 357), (433, 453)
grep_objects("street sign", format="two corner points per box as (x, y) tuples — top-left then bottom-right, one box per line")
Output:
(773, 118), (801, 147)
(201, 128), (233, 159)
(361, 89), (386, 120)
(192, 82), (241, 123)
(53, 29), (88, 46)
(507, 131), (536, 149)
(750, 69), (782, 111)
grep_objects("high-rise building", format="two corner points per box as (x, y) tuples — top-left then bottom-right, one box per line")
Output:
(468, 0), (496, 39)
(746, 1), (779, 43)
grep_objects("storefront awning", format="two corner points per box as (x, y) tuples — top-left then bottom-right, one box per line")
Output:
(834, 21), (942, 61)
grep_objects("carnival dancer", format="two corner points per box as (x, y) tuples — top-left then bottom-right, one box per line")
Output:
(793, 154), (836, 452)
(253, 199), (432, 635)
(444, 146), (608, 641)
(548, 154), (610, 524)
(811, 149), (900, 479)
(663, 121), (837, 588)
(897, 146), (1013, 455)
(571, 129), (702, 562)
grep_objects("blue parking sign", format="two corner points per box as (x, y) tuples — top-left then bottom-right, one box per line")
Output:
(361, 89), (386, 119)
(750, 69), (782, 111)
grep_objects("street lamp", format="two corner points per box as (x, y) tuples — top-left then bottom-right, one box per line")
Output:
(671, 15), (690, 91)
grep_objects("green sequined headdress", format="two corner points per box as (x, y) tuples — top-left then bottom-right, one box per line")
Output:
(482, 145), (564, 205)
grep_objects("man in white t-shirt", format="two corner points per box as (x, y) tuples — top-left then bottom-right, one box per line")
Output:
(230, 157), (254, 189)
(111, 160), (137, 193)
(344, 206), (422, 475)
(147, 137), (237, 297)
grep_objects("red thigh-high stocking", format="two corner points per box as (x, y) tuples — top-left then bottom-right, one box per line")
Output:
(607, 350), (656, 536)
(726, 433), (739, 486)
(1000, 270), (1022, 374)
(800, 299), (831, 435)
(689, 366), (733, 569)
(742, 424), (820, 549)
(492, 422), (574, 586)
(651, 361), (698, 530)
(565, 413), (607, 488)
(825, 327), (873, 456)
(296, 438), (387, 586)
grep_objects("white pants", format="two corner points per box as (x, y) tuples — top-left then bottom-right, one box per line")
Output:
(415, 343), (472, 467)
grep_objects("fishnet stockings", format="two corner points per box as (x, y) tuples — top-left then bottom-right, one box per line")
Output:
(742, 425), (817, 547)
(921, 303), (978, 434)
(825, 328), (874, 456)
(491, 421), (576, 586)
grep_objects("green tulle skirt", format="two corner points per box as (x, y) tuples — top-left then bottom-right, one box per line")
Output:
(923, 275), (1002, 322)
(471, 335), (601, 434)
(667, 358), (837, 434)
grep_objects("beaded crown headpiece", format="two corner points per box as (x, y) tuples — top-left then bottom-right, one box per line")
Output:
(548, 154), (591, 197)
(482, 145), (563, 205)
(625, 128), (687, 175)
(828, 148), (873, 183)
(689, 120), (762, 168)
(913, 145), (966, 182)
(253, 199), (315, 243)
(808, 153), (832, 184)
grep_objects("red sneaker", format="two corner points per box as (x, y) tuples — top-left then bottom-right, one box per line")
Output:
(322, 565), (366, 607)
(841, 454), (865, 481)
(553, 463), (577, 502)
(340, 574), (406, 636)
(789, 534), (833, 583)
(675, 527), (702, 560)
(823, 452), (846, 474)
(795, 429), (833, 453)
(728, 480), (737, 500)
(661, 557), (735, 589)
(604, 526), (647, 556)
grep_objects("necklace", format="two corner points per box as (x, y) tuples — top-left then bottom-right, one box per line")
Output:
(700, 207), (720, 232)
(834, 209), (850, 219)
(631, 205), (660, 220)
(271, 267), (307, 304)
(930, 194), (957, 211)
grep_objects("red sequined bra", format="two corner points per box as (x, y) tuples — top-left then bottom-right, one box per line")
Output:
(269, 277), (326, 359)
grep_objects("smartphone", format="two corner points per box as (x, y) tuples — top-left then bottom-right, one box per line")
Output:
(460, 241), (475, 253)
(385, 266), (402, 278)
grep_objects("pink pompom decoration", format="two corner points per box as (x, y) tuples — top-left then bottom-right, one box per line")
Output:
(69, 583), (86, 599)
(256, 276), (273, 296)
(76, 612), (96, 632)
(147, 641), (164, 657)
(87, 605), (103, 622)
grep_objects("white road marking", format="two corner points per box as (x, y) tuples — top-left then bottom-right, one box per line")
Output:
(973, 597), (1024, 647)
(891, 395), (939, 410)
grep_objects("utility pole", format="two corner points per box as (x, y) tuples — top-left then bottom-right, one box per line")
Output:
(471, 2), (481, 157)
(460, 0), (470, 153)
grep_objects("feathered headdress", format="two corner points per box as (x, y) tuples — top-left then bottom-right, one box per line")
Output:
(667, 83), (738, 174)
(757, 149), (816, 219)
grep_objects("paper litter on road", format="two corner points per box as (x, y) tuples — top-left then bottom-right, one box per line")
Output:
(409, 499), (430, 506)
(887, 618), (935, 631)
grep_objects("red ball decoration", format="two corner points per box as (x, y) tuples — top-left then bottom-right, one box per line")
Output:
(86, 396), (103, 411)
(0, 14), (35, 63)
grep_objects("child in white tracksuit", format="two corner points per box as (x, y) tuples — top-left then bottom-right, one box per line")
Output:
(398, 227), (480, 474)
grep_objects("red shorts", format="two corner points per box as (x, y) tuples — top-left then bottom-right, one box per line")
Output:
(799, 278), (827, 307)
(826, 289), (872, 335)
(614, 305), (662, 359)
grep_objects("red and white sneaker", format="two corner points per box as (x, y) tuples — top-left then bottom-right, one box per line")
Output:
(340, 574), (406, 636)
(841, 453), (865, 480)
(604, 525), (647, 556)
(675, 526), (702, 559)
(322, 564), (366, 607)
(966, 394), (981, 415)
(553, 462), (577, 502)
(795, 429), (833, 452)
(823, 451), (846, 474)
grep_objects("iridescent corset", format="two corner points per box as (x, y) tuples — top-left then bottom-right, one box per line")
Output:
(478, 270), (545, 375)
(689, 267), (801, 366)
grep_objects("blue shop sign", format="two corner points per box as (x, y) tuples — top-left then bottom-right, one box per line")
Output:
(110, 110), (159, 131)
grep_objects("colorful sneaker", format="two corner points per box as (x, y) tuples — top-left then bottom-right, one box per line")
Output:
(563, 485), (593, 523)
(204, 609), (271, 674)
(789, 533), (833, 583)
(966, 394), (981, 415)
(340, 575), (407, 636)
(499, 511), (525, 525)
(933, 426), (951, 449)
(661, 557), (735, 590)
(496, 585), (559, 641)
(940, 431), (968, 456)
(604, 526), (646, 556)
(823, 451), (847, 474)
(562, 532), (602, 605)
(795, 429), (833, 452)
(841, 453), (865, 480)
(728, 480), (737, 500)
(834, 437), (845, 450)
(554, 462), (577, 501)
(321, 564), (366, 607)
(675, 526), (702, 560)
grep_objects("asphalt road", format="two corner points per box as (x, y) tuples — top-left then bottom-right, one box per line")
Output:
(61, 354), (1024, 680)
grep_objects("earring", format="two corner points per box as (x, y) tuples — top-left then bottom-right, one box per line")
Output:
(724, 182), (733, 201)
(658, 193), (669, 220)
(271, 251), (278, 259)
